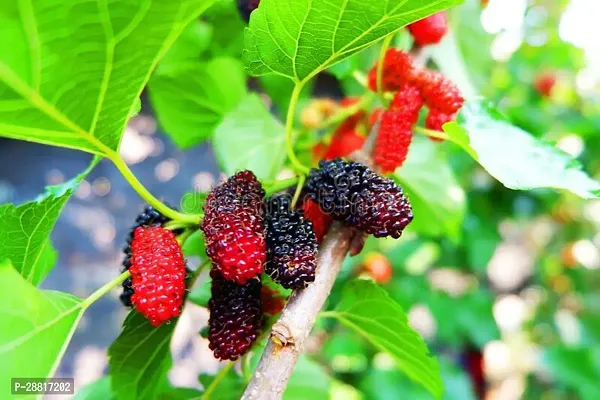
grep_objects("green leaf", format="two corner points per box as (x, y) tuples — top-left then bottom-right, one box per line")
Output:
(108, 311), (176, 400)
(284, 356), (331, 400)
(182, 230), (206, 258)
(0, 157), (98, 285)
(395, 138), (466, 241)
(324, 279), (443, 399)
(149, 57), (246, 149)
(74, 377), (114, 400)
(0, 0), (215, 154)
(543, 346), (600, 398)
(188, 276), (212, 308)
(213, 93), (287, 180)
(444, 101), (600, 198)
(0, 260), (86, 387)
(157, 20), (214, 72)
(244, 0), (461, 83)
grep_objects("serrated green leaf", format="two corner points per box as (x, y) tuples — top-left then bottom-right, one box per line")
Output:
(0, 0), (215, 154)
(149, 57), (247, 149)
(213, 93), (286, 180)
(0, 260), (86, 388)
(324, 279), (443, 399)
(0, 157), (98, 285)
(244, 0), (461, 83)
(395, 138), (466, 241)
(444, 101), (600, 198)
(108, 311), (176, 400)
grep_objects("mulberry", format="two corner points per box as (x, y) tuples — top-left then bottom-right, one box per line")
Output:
(302, 198), (333, 243)
(425, 108), (455, 132)
(415, 70), (464, 114)
(323, 130), (365, 160)
(120, 205), (172, 307)
(208, 270), (262, 361)
(265, 196), (318, 290)
(407, 12), (448, 46)
(374, 85), (423, 173)
(306, 159), (413, 238)
(367, 49), (415, 92)
(201, 171), (266, 285)
(237, 0), (261, 22)
(129, 226), (187, 326)
(374, 111), (414, 173)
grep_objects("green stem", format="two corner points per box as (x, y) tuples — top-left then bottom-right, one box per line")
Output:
(290, 175), (306, 209)
(202, 362), (234, 400)
(109, 155), (201, 224)
(164, 221), (190, 231)
(285, 82), (310, 175)
(82, 270), (130, 309)
(352, 71), (368, 88)
(316, 93), (375, 133)
(176, 229), (192, 246)
(263, 177), (300, 196)
(242, 355), (252, 382)
(377, 34), (394, 104)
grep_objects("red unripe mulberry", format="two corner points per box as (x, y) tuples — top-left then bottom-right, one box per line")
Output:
(302, 198), (333, 243)
(407, 12), (448, 46)
(201, 171), (266, 284)
(367, 49), (415, 92)
(374, 84), (423, 173)
(129, 226), (187, 326)
(415, 70), (464, 114)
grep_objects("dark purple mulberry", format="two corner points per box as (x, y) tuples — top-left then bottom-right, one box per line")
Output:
(305, 158), (413, 238)
(201, 171), (266, 285)
(265, 196), (318, 290)
(238, 0), (261, 22)
(208, 269), (262, 361)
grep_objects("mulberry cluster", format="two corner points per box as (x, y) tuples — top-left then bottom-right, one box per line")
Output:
(208, 270), (262, 361)
(120, 205), (172, 307)
(374, 84), (423, 173)
(128, 226), (187, 326)
(265, 196), (318, 290)
(201, 171), (266, 284)
(365, 48), (463, 160)
(407, 12), (448, 46)
(306, 158), (413, 238)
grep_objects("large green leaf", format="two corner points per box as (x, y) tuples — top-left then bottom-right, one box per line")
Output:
(323, 279), (442, 399)
(0, 260), (85, 388)
(0, 0), (215, 154)
(395, 138), (466, 242)
(108, 311), (176, 400)
(213, 93), (287, 180)
(73, 377), (114, 400)
(0, 157), (98, 285)
(284, 356), (331, 400)
(444, 101), (600, 198)
(244, 0), (461, 83)
(149, 57), (247, 149)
